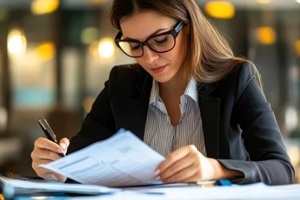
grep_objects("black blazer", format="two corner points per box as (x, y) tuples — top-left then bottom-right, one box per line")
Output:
(68, 62), (294, 185)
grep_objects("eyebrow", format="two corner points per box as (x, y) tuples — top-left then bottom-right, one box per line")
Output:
(122, 27), (169, 41)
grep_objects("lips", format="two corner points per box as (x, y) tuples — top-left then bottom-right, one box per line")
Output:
(150, 65), (167, 74)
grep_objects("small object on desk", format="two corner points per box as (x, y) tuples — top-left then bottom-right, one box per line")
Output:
(189, 180), (216, 187)
(38, 118), (65, 157)
(216, 179), (232, 186)
(190, 179), (232, 187)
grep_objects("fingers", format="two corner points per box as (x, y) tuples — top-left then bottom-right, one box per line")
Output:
(54, 173), (67, 182)
(31, 137), (69, 182)
(35, 137), (65, 154)
(31, 162), (66, 182)
(157, 145), (196, 173)
(59, 137), (70, 154)
(160, 155), (199, 183)
(156, 145), (206, 183)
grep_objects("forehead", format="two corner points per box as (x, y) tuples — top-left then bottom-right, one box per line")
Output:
(120, 11), (176, 40)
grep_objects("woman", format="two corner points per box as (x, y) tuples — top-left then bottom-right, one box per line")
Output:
(31, 0), (294, 185)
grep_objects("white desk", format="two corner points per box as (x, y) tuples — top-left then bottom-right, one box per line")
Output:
(10, 183), (300, 200)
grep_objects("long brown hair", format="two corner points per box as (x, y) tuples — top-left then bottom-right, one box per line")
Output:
(110, 0), (262, 86)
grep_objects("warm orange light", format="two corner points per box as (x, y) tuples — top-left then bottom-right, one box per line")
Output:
(295, 40), (300, 56)
(98, 37), (115, 59)
(205, 1), (235, 19)
(7, 29), (27, 56)
(35, 41), (56, 60)
(88, 38), (115, 59)
(256, 26), (276, 45)
(31, 0), (59, 15)
(88, 41), (100, 58)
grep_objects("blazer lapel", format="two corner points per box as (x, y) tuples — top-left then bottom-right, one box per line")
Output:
(198, 83), (221, 158)
(126, 64), (221, 158)
(129, 68), (152, 140)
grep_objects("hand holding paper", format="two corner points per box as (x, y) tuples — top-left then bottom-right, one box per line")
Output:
(41, 129), (165, 187)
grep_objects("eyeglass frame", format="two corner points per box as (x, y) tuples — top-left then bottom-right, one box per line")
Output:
(114, 21), (184, 58)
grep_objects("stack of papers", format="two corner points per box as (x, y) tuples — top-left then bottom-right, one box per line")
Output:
(0, 176), (119, 198)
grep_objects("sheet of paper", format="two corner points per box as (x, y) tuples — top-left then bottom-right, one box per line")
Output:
(41, 129), (165, 187)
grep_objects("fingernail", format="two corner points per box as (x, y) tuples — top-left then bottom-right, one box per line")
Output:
(47, 175), (58, 182)
(60, 143), (67, 149)
(155, 169), (160, 175)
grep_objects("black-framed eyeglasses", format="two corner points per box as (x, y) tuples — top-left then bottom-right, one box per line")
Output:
(114, 21), (184, 58)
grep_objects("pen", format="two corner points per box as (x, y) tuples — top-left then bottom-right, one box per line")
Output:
(38, 118), (65, 157)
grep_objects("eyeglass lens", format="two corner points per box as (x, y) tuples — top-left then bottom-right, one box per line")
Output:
(118, 33), (176, 58)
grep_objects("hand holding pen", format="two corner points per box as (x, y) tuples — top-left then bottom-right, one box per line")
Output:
(38, 118), (67, 157)
(31, 118), (69, 182)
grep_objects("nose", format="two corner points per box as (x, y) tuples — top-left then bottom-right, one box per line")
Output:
(142, 46), (159, 64)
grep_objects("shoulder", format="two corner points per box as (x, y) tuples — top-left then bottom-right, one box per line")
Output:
(109, 63), (148, 80)
(227, 61), (261, 96)
(219, 61), (260, 89)
(106, 63), (152, 97)
(226, 61), (258, 82)
(205, 61), (261, 98)
(107, 63), (150, 87)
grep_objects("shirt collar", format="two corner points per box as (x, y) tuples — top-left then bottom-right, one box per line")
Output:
(149, 79), (160, 105)
(185, 77), (198, 103)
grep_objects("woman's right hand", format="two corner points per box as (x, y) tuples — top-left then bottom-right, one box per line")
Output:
(31, 137), (69, 182)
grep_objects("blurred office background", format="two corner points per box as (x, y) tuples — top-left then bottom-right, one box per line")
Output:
(0, 0), (300, 181)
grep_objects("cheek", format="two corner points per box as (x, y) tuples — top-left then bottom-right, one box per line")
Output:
(177, 35), (189, 64)
(134, 57), (145, 66)
(169, 41), (186, 67)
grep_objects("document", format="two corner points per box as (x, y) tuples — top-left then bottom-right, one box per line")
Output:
(41, 129), (165, 187)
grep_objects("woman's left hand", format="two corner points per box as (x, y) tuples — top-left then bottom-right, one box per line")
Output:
(155, 145), (218, 183)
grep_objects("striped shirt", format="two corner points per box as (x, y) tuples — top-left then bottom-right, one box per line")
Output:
(143, 78), (207, 157)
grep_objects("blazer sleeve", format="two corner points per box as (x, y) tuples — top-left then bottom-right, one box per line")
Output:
(218, 62), (295, 185)
(67, 64), (149, 154)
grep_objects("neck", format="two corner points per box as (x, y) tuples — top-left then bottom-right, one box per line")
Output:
(159, 76), (186, 98)
(157, 77), (188, 126)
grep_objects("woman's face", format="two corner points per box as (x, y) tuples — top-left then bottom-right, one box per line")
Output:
(120, 11), (189, 84)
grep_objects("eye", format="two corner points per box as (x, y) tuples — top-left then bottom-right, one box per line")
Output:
(149, 34), (173, 48)
(129, 42), (141, 51)
(153, 36), (168, 44)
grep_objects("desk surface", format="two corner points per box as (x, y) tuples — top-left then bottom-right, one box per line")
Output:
(10, 182), (300, 200)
